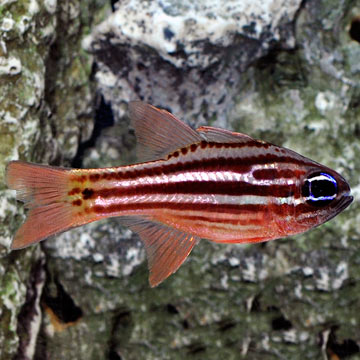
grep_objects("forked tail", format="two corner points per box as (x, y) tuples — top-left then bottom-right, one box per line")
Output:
(5, 161), (92, 249)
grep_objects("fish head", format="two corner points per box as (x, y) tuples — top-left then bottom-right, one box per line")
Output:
(294, 165), (353, 230)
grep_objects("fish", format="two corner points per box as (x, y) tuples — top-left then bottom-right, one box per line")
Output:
(5, 101), (353, 287)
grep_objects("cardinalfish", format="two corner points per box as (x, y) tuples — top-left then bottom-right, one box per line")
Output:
(6, 102), (353, 286)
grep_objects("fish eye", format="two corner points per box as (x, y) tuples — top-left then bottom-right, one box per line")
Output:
(302, 172), (338, 207)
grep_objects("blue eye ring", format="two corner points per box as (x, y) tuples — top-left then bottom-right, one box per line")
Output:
(302, 172), (338, 206)
(319, 172), (337, 185)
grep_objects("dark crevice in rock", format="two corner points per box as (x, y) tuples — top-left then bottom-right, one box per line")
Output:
(14, 258), (46, 360)
(348, 87), (360, 112)
(354, 123), (360, 137)
(217, 318), (236, 332)
(40, 3), (96, 167)
(267, 305), (279, 311)
(250, 294), (261, 312)
(34, 332), (48, 360)
(182, 319), (190, 330)
(326, 326), (360, 359)
(349, 17), (360, 43)
(108, 350), (122, 360)
(44, 42), (61, 119)
(107, 309), (133, 359)
(110, 0), (119, 12)
(93, 44), (133, 80)
(163, 27), (175, 41)
(42, 7), (71, 149)
(166, 303), (179, 314)
(41, 277), (83, 324)
(72, 95), (115, 168)
(271, 315), (292, 331)
(186, 342), (207, 355)
(254, 48), (307, 89)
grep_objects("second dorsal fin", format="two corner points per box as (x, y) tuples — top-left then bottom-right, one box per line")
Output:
(196, 126), (254, 143)
(129, 101), (202, 162)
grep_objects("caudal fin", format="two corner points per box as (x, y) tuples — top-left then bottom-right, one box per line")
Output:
(5, 161), (88, 249)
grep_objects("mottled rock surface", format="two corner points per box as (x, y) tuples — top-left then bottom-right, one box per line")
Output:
(0, 0), (108, 359)
(1, 0), (360, 359)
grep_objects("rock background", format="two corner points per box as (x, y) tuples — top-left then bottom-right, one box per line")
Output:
(0, 0), (359, 359)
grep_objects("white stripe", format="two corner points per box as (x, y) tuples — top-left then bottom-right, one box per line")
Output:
(93, 193), (298, 207)
(98, 169), (298, 188)
(188, 220), (261, 232)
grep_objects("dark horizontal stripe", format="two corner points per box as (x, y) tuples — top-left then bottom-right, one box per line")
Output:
(92, 202), (269, 215)
(89, 201), (317, 218)
(90, 202), (317, 216)
(85, 153), (311, 184)
(87, 181), (295, 199)
(252, 168), (296, 180)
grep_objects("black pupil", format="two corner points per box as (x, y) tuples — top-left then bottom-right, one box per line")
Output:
(302, 172), (337, 207)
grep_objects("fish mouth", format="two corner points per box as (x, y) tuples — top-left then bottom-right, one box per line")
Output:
(337, 193), (353, 212)
(324, 194), (353, 224)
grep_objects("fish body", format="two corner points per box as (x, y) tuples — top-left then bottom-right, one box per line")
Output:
(6, 102), (353, 286)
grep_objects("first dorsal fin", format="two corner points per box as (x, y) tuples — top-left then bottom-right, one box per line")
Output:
(196, 126), (254, 143)
(129, 101), (202, 162)
(120, 216), (199, 287)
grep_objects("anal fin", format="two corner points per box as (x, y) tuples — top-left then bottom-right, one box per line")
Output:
(120, 217), (199, 287)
